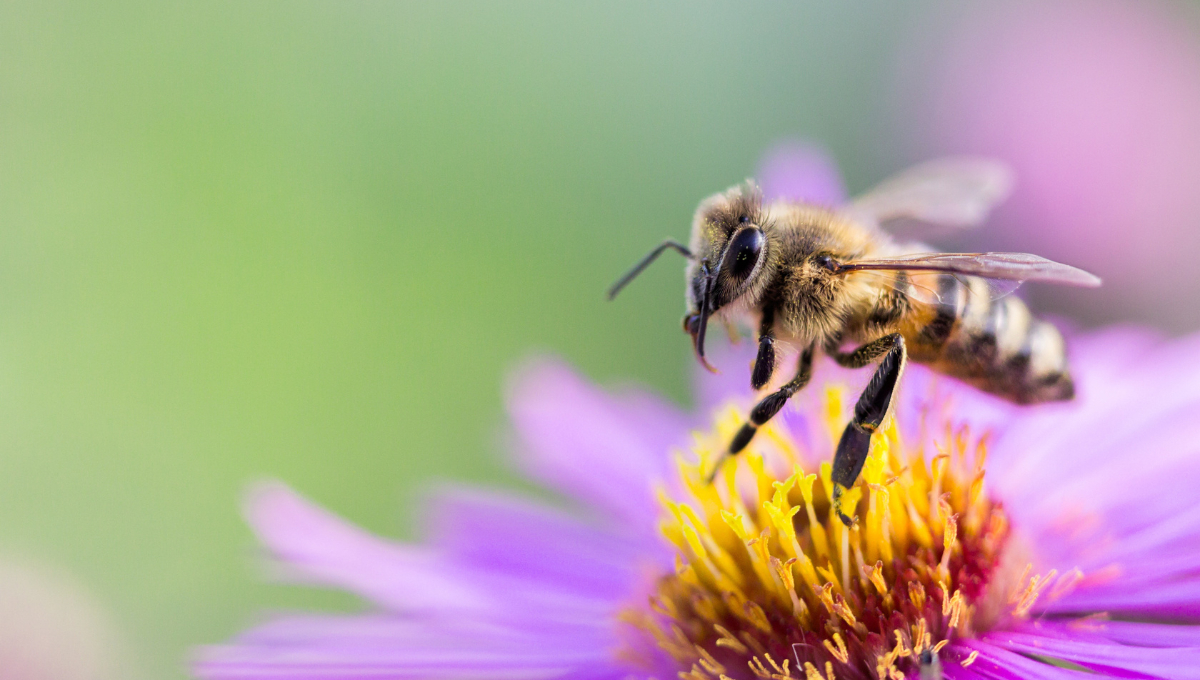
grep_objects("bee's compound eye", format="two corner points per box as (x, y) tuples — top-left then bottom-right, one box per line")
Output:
(814, 254), (839, 272)
(726, 228), (764, 280)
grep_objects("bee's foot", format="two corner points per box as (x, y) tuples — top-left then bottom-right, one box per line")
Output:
(704, 453), (729, 485)
(836, 509), (856, 528)
(832, 484), (857, 528)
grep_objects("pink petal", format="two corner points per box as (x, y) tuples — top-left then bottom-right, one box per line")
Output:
(246, 482), (625, 621)
(1090, 620), (1200, 648)
(985, 628), (1200, 679)
(505, 357), (691, 528)
(1045, 579), (1200, 618)
(195, 614), (624, 680)
(425, 485), (668, 599)
(954, 639), (1095, 680)
(246, 481), (482, 613)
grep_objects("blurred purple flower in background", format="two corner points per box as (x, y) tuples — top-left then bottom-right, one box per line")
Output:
(756, 141), (846, 207)
(899, 0), (1200, 331)
(0, 557), (122, 680)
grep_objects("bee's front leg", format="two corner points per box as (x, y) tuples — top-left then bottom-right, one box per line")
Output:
(706, 342), (814, 484)
(828, 333), (907, 526)
(750, 307), (776, 390)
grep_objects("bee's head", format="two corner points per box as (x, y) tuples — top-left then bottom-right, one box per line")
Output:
(683, 182), (772, 370)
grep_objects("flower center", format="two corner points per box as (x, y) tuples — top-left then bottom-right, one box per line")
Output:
(622, 387), (1053, 680)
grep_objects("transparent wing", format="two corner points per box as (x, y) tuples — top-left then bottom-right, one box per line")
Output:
(839, 252), (1102, 288)
(848, 269), (1023, 306)
(847, 158), (1014, 230)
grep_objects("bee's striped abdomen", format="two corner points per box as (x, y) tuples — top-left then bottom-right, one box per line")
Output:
(901, 273), (1074, 404)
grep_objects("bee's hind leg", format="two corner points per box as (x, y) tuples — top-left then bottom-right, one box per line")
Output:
(706, 343), (814, 484)
(828, 333), (907, 526)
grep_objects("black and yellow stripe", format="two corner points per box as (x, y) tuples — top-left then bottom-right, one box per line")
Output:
(899, 273), (1073, 404)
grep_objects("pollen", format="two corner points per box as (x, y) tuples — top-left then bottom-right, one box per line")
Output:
(622, 389), (1062, 680)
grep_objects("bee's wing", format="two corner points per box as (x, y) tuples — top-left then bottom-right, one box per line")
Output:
(845, 158), (1014, 231)
(841, 252), (1101, 303)
(849, 269), (1023, 304)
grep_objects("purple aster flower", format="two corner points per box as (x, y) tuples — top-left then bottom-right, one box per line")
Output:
(195, 328), (1200, 679)
(195, 149), (1200, 678)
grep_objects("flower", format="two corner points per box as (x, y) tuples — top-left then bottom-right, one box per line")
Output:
(194, 325), (1200, 679)
(195, 149), (1200, 678)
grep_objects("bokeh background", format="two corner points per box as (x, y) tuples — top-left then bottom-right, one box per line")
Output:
(2, 1), (1199, 678)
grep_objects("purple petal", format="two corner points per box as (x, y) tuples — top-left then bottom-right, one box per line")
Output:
(195, 614), (625, 680)
(1096, 548), (1200, 588)
(1044, 579), (1200, 619)
(246, 482), (484, 613)
(1065, 327), (1163, 378)
(1094, 502), (1200, 564)
(425, 485), (668, 599)
(1006, 619), (1200, 651)
(941, 665), (999, 680)
(246, 482), (629, 621)
(756, 140), (846, 206)
(940, 642), (1025, 680)
(505, 358), (691, 529)
(954, 639), (1095, 680)
(1090, 620), (1200, 648)
(984, 628), (1200, 679)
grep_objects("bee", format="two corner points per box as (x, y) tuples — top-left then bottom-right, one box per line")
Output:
(608, 158), (1100, 524)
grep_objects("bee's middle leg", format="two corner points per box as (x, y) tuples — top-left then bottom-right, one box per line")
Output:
(706, 344), (814, 483)
(828, 333), (907, 525)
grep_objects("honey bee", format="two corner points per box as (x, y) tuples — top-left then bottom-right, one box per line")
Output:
(609, 158), (1101, 524)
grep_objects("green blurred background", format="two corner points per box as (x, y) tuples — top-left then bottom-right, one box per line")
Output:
(1, 2), (1198, 678)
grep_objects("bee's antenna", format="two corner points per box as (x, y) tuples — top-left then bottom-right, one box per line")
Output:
(607, 239), (693, 300)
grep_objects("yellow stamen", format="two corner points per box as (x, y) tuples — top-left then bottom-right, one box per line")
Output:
(623, 393), (1032, 677)
(1013, 569), (1058, 617)
(821, 632), (849, 664)
(713, 624), (748, 654)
